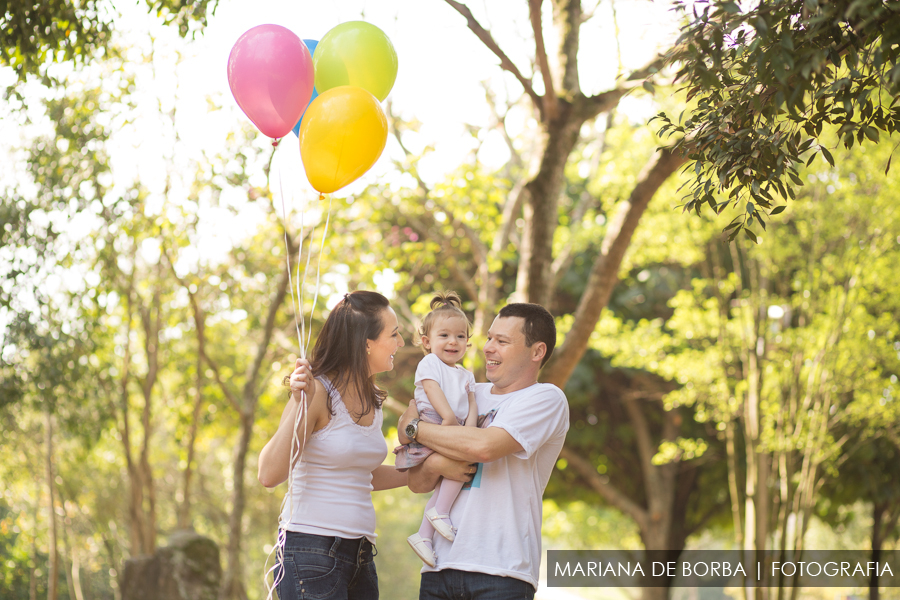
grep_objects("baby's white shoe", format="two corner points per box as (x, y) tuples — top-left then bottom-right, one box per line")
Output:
(407, 533), (436, 567)
(425, 507), (457, 542)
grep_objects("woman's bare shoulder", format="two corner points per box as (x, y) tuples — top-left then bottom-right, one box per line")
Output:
(306, 377), (333, 431)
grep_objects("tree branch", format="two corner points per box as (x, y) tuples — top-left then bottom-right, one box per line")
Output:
(480, 82), (531, 266)
(400, 208), (480, 301)
(560, 446), (648, 529)
(389, 116), (489, 266)
(542, 146), (685, 387)
(244, 257), (292, 407)
(623, 396), (659, 492)
(580, 0), (605, 23)
(581, 56), (666, 120)
(118, 269), (137, 471)
(549, 212), (587, 288)
(162, 248), (244, 414)
(555, 0), (582, 95)
(494, 181), (528, 260)
(529, 0), (557, 119)
(482, 81), (525, 171)
(443, 0), (543, 111)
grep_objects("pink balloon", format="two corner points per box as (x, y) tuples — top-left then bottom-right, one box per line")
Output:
(227, 25), (314, 140)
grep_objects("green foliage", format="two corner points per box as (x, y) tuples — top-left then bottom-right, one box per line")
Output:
(0, 76), (118, 313)
(7, 6), (900, 595)
(1, 42), (295, 598)
(0, 0), (110, 81)
(656, 0), (900, 236)
(593, 131), (900, 551)
(0, 500), (33, 598)
(543, 499), (642, 550)
(0, 0), (217, 80)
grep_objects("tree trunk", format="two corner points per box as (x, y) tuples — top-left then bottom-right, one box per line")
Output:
(126, 459), (145, 556)
(30, 476), (39, 600)
(775, 446), (793, 600)
(725, 419), (743, 547)
(220, 411), (254, 600)
(736, 257), (769, 600)
(45, 407), (58, 600)
(871, 501), (885, 600)
(71, 541), (86, 600)
(137, 284), (162, 554)
(60, 518), (76, 600)
(517, 108), (583, 305)
(192, 251), (289, 600)
(743, 389), (769, 600)
(178, 354), (205, 530)
(138, 435), (157, 554)
(103, 535), (122, 600)
(629, 400), (681, 600)
(56, 488), (87, 600)
(116, 275), (150, 558)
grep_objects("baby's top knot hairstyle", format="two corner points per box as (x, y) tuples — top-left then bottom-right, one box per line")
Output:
(415, 290), (473, 355)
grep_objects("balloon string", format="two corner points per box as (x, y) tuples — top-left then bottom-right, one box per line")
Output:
(297, 193), (316, 357)
(265, 148), (311, 600)
(277, 149), (303, 353)
(305, 194), (333, 356)
(296, 189), (310, 358)
(273, 194), (330, 596)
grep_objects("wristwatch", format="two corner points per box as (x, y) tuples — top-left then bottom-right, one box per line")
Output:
(405, 418), (422, 442)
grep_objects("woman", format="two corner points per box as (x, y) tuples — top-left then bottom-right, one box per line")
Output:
(258, 290), (408, 600)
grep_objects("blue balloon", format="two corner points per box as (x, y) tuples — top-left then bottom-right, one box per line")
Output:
(293, 39), (319, 137)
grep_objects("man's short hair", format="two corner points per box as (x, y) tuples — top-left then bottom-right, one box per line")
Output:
(497, 303), (556, 367)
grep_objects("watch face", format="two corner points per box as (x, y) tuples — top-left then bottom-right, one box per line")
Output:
(405, 423), (415, 437)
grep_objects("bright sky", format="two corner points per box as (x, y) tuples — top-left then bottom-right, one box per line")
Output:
(0, 0), (679, 316)
(165, 0), (677, 168)
(113, 0), (677, 191)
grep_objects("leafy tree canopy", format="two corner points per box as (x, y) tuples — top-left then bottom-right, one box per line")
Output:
(655, 0), (900, 239)
(0, 0), (216, 80)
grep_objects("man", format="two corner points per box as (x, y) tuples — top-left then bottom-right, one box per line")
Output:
(398, 302), (570, 600)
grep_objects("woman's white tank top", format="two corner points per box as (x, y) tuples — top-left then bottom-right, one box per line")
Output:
(278, 376), (388, 543)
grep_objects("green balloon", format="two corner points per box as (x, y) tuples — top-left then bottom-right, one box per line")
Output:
(313, 21), (398, 102)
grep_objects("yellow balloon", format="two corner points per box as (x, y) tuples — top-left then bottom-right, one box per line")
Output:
(299, 86), (388, 194)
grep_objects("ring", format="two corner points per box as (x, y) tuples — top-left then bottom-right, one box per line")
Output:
(282, 375), (290, 387)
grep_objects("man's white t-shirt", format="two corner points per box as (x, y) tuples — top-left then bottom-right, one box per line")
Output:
(421, 381), (570, 588)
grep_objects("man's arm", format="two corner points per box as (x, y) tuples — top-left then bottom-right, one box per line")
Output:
(398, 398), (524, 463)
(416, 422), (523, 463)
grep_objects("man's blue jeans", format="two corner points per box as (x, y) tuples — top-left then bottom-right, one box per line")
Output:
(419, 569), (535, 600)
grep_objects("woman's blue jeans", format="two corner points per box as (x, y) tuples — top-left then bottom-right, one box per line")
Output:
(274, 532), (378, 600)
